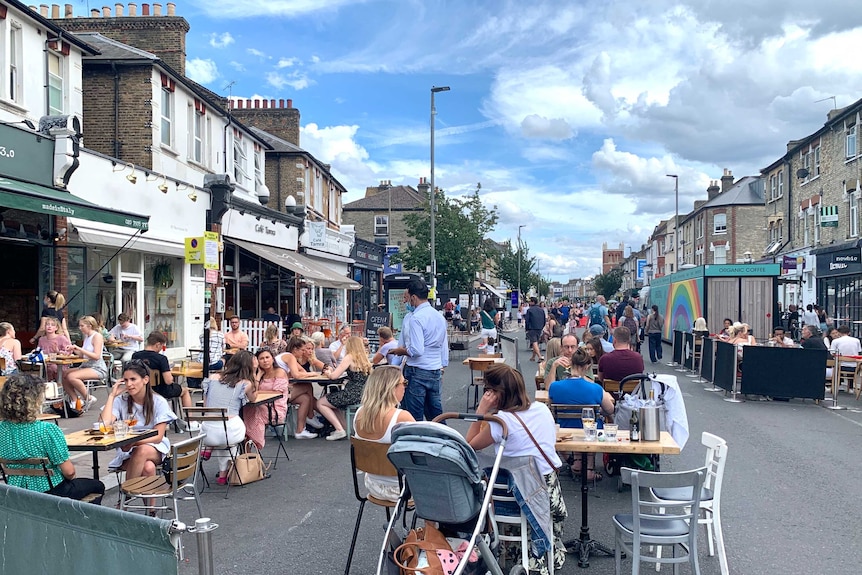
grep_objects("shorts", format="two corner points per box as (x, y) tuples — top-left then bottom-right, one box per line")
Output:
(480, 328), (497, 340)
(527, 329), (542, 344)
(154, 382), (183, 398)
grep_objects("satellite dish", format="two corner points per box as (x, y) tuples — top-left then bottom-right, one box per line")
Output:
(796, 168), (810, 179)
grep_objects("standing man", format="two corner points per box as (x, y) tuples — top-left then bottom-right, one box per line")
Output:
(587, 296), (611, 338)
(391, 278), (448, 421)
(108, 313), (143, 362)
(224, 316), (249, 351)
(524, 297), (546, 362)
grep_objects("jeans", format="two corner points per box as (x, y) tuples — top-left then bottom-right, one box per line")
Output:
(402, 365), (443, 422)
(648, 332), (663, 363)
(48, 477), (105, 504)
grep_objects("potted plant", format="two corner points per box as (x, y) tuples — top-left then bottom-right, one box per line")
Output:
(152, 260), (174, 289)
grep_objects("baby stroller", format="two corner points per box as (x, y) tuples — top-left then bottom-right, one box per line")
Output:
(379, 413), (520, 575)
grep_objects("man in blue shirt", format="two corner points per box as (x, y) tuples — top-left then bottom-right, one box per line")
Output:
(391, 278), (448, 420)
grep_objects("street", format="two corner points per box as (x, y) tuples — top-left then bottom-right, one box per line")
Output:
(64, 330), (862, 574)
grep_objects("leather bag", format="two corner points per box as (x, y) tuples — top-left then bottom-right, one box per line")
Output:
(227, 441), (269, 485)
(393, 523), (458, 575)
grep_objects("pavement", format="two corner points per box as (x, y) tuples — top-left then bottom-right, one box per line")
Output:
(58, 330), (862, 574)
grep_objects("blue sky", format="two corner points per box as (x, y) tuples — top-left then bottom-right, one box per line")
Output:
(82, 1), (862, 280)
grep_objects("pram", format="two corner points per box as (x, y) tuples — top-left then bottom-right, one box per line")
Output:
(379, 412), (522, 575)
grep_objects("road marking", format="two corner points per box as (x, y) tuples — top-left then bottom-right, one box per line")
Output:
(827, 409), (862, 428)
(288, 510), (315, 532)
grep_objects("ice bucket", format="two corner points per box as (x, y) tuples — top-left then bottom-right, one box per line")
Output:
(639, 406), (661, 441)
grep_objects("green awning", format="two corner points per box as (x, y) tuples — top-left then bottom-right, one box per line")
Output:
(0, 176), (149, 231)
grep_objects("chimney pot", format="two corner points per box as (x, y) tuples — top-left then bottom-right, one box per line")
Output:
(253, 99), (260, 108)
(287, 99), (292, 108)
(90, 8), (100, 17)
(115, 3), (123, 16)
(64, 3), (73, 17)
(141, 3), (149, 15)
(51, 4), (59, 18)
(262, 100), (268, 109)
(128, 3), (137, 16)
(153, 3), (162, 16)
(279, 99), (285, 108)
(102, 6), (111, 17)
(166, 2), (175, 15)
(236, 100), (243, 109)
(270, 99), (276, 108)
(40, 4), (49, 17)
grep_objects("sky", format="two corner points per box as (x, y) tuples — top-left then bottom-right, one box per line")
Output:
(90, 0), (862, 280)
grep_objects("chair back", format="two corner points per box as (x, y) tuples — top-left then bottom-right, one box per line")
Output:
(468, 358), (497, 373)
(701, 432), (728, 505)
(622, 466), (706, 542)
(350, 437), (398, 478)
(0, 357), (5, 373)
(16, 360), (45, 378)
(169, 434), (205, 489)
(550, 403), (601, 425)
(148, 368), (162, 387)
(0, 457), (56, 490)
(182, 406), (228, 423)
(478, 353), (502, 359)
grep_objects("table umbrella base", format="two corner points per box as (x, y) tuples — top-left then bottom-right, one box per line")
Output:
(565, 531), (619, 568)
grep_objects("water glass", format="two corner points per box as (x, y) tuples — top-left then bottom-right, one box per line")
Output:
(604, 423), (618, 441)
(583, 421), (598, 441)
(113, 420), (128, 438)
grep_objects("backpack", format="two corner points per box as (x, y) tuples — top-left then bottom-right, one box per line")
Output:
(589, 304), (605, 326)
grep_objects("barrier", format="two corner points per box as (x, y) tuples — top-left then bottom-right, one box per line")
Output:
(669, 329), (684, 367)
(682, 332), (695, 373)
(823, 354), (845, 410)
(740, 346), (827, 400)
(714, 341), (742, 402)
(498, 333), (521, 374)
(700, 338), (720, 391)
(0, 483), (179, 574)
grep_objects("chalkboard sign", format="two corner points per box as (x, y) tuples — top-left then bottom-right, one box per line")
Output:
(365, 311), (391, 353)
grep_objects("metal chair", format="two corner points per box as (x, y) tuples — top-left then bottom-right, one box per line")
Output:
(182, 406), (243, 498)
(613, 466), (707, 575)
(467, 358), (497, 411)
(652, 432), (729, 575)
(0, 457), (57, 490)
(490, 474), (554, 575)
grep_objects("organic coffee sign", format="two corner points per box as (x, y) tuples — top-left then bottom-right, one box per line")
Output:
(816, 248), (862, 278)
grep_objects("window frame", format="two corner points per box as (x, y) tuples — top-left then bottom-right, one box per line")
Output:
(191, 107), (204, 163)
(713, 213), (727, 235)
(814, 207), (821, 243)
(847, 122), (857, 159)
(7, 22), (23, 103)
(374, 215), (389, 237)
(851, 192), (859, 238)
(160, 87), (173, 147)
(777, 170), (784, 199)
(233, 136), (249, 185)
(47, 49), (64, 116)
(253, 147), (264, 193)
(713, 245), (727, 265)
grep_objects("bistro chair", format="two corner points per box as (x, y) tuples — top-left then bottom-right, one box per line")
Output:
(148, 368), (182, 432)
(613, 466), (707, 575)
(16, 359), (46, 379)
(120, 434), (206, 560)
(652, 432), (729, 575)
(182, 406), (243, 498)
(0, 457), (101, 504)
(345, 436), (411, 575)
(466, 358), (498, 412)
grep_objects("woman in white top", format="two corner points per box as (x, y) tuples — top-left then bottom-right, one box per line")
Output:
(466, 364), (567, 574)
(353, 366), (415, 501)
(63, 316), (107, 410)
(0, 322), (22, 375)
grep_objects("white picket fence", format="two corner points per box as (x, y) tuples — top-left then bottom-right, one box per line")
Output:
(222, 320), (285, 352)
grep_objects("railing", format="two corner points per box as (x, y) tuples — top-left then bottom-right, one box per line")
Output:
(222, 320), (284, 352)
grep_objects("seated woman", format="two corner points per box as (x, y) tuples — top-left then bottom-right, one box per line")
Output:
(63, 316), (108, 411)
(274, 337), (326, 435)
(693, 317), (710, 339)
(310, 331), (335, 368)
(0, 322), (22, 375)
(583, 337), (604, 379)
(200, 351), (258, 485)
(262, 323), (287, 356)
(100, 360), (176, 482)
(37, 317), (72, 382)
(317, 336), (372, 441)
(352, 365), (415, 501)
(548, 348), (615, 481)
(0, 374), (105, 503)
(466, 364), (567, 575)
(244, 348), (291, 448)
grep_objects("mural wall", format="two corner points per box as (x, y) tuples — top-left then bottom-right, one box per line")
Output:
(664, 278), (704, 340)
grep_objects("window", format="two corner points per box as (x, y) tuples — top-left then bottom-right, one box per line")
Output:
(814, 207), (821, 243)
(770, 175), (777, 201)
(696, 215), (704, 239)
(778, 171), (784, 199)
(47, 51), (63, 115)
(254, 148), (263, 192)
(847, 123), (857, 159)
(374, 215), (389, 237)
(814, 144), (821, 177)
(713, 213), (727, 234)
(803, 213), (809, 246)
(314, 169), (323, 212)
(328, 187), (338, 223)
(851, 192), (859, 238)
(233, 137), (248, 185)
(7, 24), (22, 102)
(160, 87), (173, 147)
(192, 108), (203, 163)
(713, 245), (727, 264)
(802, 149), (810, 179)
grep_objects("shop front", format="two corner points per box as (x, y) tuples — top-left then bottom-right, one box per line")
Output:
(300, 222), (360, 323)
(350, 239), (384, 321)
(813, 241), (862, 336)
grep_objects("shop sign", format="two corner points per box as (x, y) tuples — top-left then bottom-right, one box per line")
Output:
(204, 231), (220, 270)
(307, 221), (326, 248)
(820, 205), (839, 227)
(0, 124), (55, 187)
(816, 248), (862, 278)
(636, 259), (647, 282)
(383, 245), (402, 275)
(205, 268), (219, 284)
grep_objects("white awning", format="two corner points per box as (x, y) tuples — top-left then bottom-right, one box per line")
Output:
(231, 239), (361, 290)
(69, 218), (184, 257)
(480, 282), (507, 300)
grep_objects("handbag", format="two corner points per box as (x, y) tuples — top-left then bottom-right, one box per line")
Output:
(393, 523), (458, 575)
(227, 441), (270, 485)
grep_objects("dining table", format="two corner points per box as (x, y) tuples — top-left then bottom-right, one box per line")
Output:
(555, 429), (681, 568)
(243, 391), (289, 468)
(461, 356), (506, 366)
(65, 428), (158, 479)
(46, 356), (85, 385)
(170, 362), (204, 381)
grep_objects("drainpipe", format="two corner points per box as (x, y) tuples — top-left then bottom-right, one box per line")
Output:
(112, 62), (120, 158)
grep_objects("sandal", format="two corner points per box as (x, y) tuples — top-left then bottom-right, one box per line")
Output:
(586, 469), (603, 482)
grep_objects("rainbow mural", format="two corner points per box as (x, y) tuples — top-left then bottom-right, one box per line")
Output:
(663, 278), (704, 340)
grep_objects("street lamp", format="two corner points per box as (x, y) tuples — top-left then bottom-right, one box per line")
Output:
(430, 85), (450, 299)
(517, 224), (526, 305)
(666, 174), (679, 270)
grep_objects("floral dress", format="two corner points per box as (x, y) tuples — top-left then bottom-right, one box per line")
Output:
(327, 369), (368, 409)
(243, 375), (288, 449)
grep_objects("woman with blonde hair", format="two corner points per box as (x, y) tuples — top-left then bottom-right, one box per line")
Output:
(62, 316), (107, 411)
(37, 317), (71, 381)
(317, 336), (372, 441)
(353, 366), (415, 500)
(262, 323), (287, 355)
(30, 290), (69, 343)
(0, 322), (22, 375)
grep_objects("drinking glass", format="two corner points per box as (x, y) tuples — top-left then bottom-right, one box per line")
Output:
(581, 407), (595, 428)
(604, 423), (619, 441)
(113, 420), (128, 438)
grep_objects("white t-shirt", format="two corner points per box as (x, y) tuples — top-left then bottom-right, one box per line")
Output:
(801, 310), (819, 326)
(831, 335), (862, 367)
(329, 339), (348, 362)
(109, 323), (143, 351)
(377, 339), (401, 366)
(488, 401), (562, 475)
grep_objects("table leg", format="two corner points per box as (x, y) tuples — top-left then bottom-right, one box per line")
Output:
(266, 403), (290, 468)
(565, 452), (617, 568)
(91, 451), (100, 480)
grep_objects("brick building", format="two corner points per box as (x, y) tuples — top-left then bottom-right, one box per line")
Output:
(602, 242), (624, 274)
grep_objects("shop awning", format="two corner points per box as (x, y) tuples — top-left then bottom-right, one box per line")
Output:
(480, 282), (507, 300)
(69, 218), (184, 257)
(231, 239), (361, 290)
(0, 176), (149, 230)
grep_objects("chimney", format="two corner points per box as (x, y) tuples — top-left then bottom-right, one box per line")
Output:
(64, 3), (73, 17)
(379, 180), (390, 191)
(52, 1), (190, 74)
(418, 177), (430, 196)
(707, 179), (721, 200)
(51, 4), (59, 18)
(40, 4), (49, 17)
(167, 2), (175, 15)
(231, 97), (302, 146)
(720, 169), (734, 193)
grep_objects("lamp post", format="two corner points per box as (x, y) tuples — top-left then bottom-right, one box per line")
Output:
(430, 85), (450, 299)
(517, 224), (526, 305)
(666, 174), (679, 270)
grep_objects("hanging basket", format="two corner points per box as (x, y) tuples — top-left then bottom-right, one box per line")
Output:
(152, 261), (174, 289)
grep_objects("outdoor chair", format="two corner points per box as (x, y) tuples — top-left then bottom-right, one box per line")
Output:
(0, 457), (101, 503)
(613, 466), (707, 575)
(467, 358), (498, 412)
(490, 472), (554, 575)
(182, 406), (244, 498)
(652, 432), (729, 575)
(550, 403), (602, 487)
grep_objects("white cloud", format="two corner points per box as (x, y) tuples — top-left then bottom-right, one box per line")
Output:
(190, 0), (362, 19)
(266, 72), (313, 91)
(209, 32), (234, 48)
(247, 48), (267, 58)
(185, 58), (219, 84)
(276, 57), (299, 68)
(229, 61), (245, 72)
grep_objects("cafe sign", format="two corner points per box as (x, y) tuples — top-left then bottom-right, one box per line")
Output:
(816, 248), (862, 278)
(0, 124), (55, 187)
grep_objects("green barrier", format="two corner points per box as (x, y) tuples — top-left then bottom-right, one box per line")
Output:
(0, 483), (178, 575)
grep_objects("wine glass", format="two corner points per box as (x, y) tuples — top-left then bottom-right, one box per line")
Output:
(581, 407), (595, 428)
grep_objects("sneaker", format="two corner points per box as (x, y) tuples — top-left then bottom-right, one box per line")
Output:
(295, 429), (317, 439)
(85, 395), (99, 410)
(188, 422), (201, 433)
(326, 429), (348, 441)
(176, 419), (189, 432)
(305, 417), (324, 430)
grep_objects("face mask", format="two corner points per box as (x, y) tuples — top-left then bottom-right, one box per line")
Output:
(405, 304), (416, 313)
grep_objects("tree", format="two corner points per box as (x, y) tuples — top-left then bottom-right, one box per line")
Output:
(396, 186), (498, 292)
(592, 269), (623, 300)
(494, 238), (535, 295)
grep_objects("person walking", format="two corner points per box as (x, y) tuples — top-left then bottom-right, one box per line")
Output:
(390, 278), (448, 421)
(524, 297), (546, 362)
(645, 305), (665, 364)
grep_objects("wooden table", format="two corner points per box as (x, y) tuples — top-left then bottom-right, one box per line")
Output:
(46, 357), (85, 385)
(555, 429), (681, 568)
(65, 428), (158, 479)
(243, 391), (289, 467)
(171, 363), (204, 380)
(535, 389), (549, 405)
(461, 357), (506, 366)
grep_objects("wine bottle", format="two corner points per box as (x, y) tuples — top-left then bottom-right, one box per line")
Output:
(630, 408), (640, 441)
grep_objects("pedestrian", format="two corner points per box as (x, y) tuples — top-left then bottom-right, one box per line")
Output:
(645, 305), (665, 364)
(524, 297), (546, 362)
(390, 278), (448, 421)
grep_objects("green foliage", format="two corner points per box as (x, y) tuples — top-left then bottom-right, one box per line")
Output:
(592, 269), (623, 299)
(396, 187), (499, 292)
(494, 238), (535, 295)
